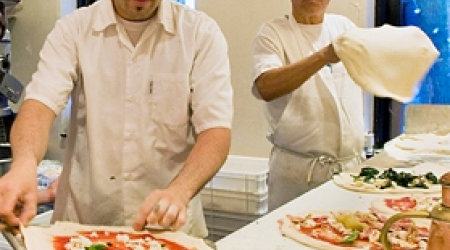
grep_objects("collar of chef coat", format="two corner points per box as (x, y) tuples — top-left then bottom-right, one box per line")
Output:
(92, 0), (175, 34)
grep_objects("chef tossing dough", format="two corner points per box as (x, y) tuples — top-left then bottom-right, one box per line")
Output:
(333, 24), (439, 103)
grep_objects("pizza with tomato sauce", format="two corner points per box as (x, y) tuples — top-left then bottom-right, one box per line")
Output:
(371, 195), (441, 226)
(21, 222), (213, 250)
(279, 210), (429, 250)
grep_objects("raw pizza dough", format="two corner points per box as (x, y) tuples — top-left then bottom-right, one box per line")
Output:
(371, 195), (439, 227)
(280, 211), (366, 250)
(333, 24), (439, 103)
(371, 195), (441, 216)
(21, 222), (213, 250)
(333, 162), (445, 194)
(280, 210), (427, 250)
(385, 132), (450, 161)
(333, 173), (441, 194)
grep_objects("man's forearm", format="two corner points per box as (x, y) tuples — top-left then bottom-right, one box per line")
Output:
(10, 99), (56, 168)
(168, 127), (231, 202)
(255, 45), (334, 101)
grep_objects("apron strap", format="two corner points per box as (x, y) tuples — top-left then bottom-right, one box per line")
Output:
(269, 135), (363, 183)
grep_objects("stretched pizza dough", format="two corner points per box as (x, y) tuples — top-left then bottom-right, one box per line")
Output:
(371, 196), (437, 227)
(385, 133), (450, 161)
(21, 221), (213, 250)
(333, 173), (441, 194)
(371, 195), (440, 215)
(333, 24), (439, 103)
(280, 212), (364, 250)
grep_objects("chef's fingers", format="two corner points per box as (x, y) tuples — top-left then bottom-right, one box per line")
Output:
(19, 193), (37, 225)
(133, 190), (164, 230)
(146, 199), (169, 225)
(170, 206), (187, 231)
(159, 204), (179, 228)
(0, 191), (21, 226)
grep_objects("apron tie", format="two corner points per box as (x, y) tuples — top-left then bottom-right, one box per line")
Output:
(269, 136), (363, 183)
(306, 154), (360, 183)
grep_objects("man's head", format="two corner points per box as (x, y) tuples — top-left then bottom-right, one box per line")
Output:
(112, 0), (162, 21)
(291, 0), (330, 24)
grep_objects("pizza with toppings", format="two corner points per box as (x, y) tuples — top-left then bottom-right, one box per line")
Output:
(370, 195), (440, 227)
(333, 166), (441, 194)
(279, 210), (429, 250)
(21, 222), (213, 250)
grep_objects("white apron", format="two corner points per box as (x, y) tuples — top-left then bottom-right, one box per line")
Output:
(51, 73), (208, 238)
(267, 15), (365, 211)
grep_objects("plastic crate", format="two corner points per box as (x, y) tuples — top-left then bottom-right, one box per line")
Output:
(206, 226), (232, 242)
(201, 187), (268, 215)
(205, 155), (269, 193)
(204, 209), (260, 232)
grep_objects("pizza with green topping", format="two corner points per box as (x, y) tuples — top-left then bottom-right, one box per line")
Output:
(333, 166), (441, 194)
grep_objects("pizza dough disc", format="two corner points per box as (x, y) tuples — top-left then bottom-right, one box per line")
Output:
(21, 222), (213, 250)
(333, 24), (439, 103)
(332, 172), (441, 194)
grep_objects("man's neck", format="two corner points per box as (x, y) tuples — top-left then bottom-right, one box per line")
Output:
(293, 12), (324, 24)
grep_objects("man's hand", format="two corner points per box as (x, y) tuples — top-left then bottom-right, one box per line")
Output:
(37, 177), (59, 204)
(0, 165), (38, 226)
(322, 44), (340, 64)
(132, 188), (189, 231)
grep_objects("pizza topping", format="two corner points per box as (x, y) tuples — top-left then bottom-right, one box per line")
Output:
(55, 230), (188, 250)
(352, 167), (439, 190)
(341, 230), (359, 244)
(382, 196), (442, 213)
(284, 211), (428, 249)
(85, 244), (107, 250)
(64, 235), (95, 250)
(385, 197), (417, 212)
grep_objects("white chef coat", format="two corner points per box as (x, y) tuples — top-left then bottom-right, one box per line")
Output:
(25, 0), (233, 238)
(252, 14), (365, 210)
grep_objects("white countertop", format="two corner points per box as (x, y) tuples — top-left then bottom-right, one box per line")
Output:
(216, 180), (401, 250)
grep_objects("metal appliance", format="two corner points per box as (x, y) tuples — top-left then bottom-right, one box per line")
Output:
(0, 0), (23, 177)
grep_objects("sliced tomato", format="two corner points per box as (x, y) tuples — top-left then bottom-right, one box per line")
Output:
(385, 197), (417, 212)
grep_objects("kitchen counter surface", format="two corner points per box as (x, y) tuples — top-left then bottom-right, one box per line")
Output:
(216, 181), (385, 250)
(215, 152), (435, 250)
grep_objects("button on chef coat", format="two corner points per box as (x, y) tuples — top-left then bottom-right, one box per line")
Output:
(25, 0), (232, 237)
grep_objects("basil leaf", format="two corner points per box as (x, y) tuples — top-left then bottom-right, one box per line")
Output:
(84, 244), (107, 250)
(342, 230), (359, 244)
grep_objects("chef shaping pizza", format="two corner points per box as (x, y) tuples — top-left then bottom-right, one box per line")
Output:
(20, 222), (213, 250)
(333, 166), (441, 193)
(279, 210), (429, 250)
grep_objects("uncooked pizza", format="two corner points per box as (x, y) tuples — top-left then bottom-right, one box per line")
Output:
(279, 210), (429, 250)
(384, 132), (450, 161)
(370, 195), (440, 227)
(21, 222), (213, 250)
(333, 166), (441, 194)
(371, 195), (441, 215)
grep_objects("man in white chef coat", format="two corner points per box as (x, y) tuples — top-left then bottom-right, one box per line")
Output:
(0, 0), (232, 238)
(253, 0), (365, 210)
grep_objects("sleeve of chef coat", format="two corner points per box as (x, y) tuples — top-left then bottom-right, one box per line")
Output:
(24, 14), (78, 115)
(189, 16), (233, 134)
(251, 19), (286, 100)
